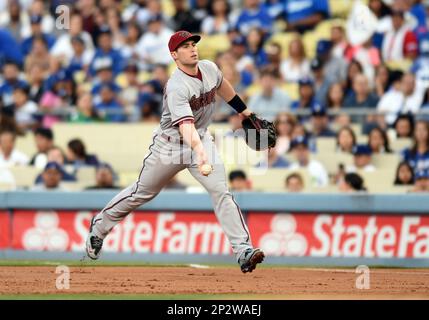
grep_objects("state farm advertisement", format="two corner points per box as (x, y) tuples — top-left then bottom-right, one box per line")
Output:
(249, 213), (429, 258)
(5, 211), (429, 258)
(0, 211), (10, 248)
(11, 211), (231, 254)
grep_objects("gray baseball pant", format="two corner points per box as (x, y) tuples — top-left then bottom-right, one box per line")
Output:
(91, 132), (253, 261)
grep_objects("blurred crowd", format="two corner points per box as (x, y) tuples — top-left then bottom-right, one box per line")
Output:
(2, 0), (429, 193)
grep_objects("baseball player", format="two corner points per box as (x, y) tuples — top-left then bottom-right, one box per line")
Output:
(86, 31), (265, 273)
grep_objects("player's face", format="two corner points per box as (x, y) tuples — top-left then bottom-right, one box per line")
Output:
(173, 41), (199, 66)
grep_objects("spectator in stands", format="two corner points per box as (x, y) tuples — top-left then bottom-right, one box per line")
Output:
(336, 126), (357, 153)
(273, 112), (296, 155)
(229, 170), (251, 191)
(26, 0), (55, 37)
(171, 0), (202, 33)
(316, 40), (347, 86)
(410, 35), (429, 92)
(343, 73), (379, 108)
(0, 0), (23, 42)
(339, 172), (367, 192)
(9, 85), (38, 132)
(235, 0), (272, 36)
(137, 64), (168, 122)
(0, 108), (21, 135)
(309, 104), (336, 138)
(402, 120), (429, 172)
(368, 127), (392, 154)
(86, 163), (119, 190)
(393, 113), (414, 138)
(20, 15), (55, 57)
(50, 12), (94, 65)
(246, 27), (269, 68)
(24, 35), (51, 74)
(410, 169), (429, 192)
(289, 136), (329, 187)
(229, 35), (255, 74)
(0, 28), (23, 66)
(136, 14), (174, 69)
(291, 123), (317, 153)
(0, 60), (28, 106)
(347, 144), (376, 172)
(89, 25), (124, 77)
(70, 93), (102, 123)
(66, 138), (99, 170)
(119, 22), (142, 62)
(377, 73), (424, 125)
(247, 68), (291, 121)
(331, 23), (348, 59)
(94, 83), (125, 122)
(91, 59), (121, 105)
(344, 59), (364, 96)
(381, 9), (419, 62)
(285, 172), (304, 193)
(292, 78), (317, 110)
(374, 64), (391, 98)
(119, 61), (141, 122)
(256, 147), (290, 168)
(265, 42), (282, 71)
(34, 146), (76, 184)
(394, 161), (415, 185)
(326, 82), (345, 110)
(31, 161), (67, 191)
(26, 63), (45, 103)
(284, 0), (330, 33)
(326, 82), (344, 111)
(311, 57), (331, 107)
(39, 70), (76, 127)
(0, 130), (29, 167)
(29, 127), (54, 169)
(262, 0), (284, 20)
(201, 0), (231, 35)
(65, 35), (94, 77)
(280, 36), (311, 83)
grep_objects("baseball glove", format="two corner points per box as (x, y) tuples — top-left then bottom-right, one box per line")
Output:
(241, 113), (277, 151)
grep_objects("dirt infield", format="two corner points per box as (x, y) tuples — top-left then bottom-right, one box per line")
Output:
(1, 266), (429, 299)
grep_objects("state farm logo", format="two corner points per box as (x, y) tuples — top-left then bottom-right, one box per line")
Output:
(259, 214), (308, 256)
(22, 211), (69, 251)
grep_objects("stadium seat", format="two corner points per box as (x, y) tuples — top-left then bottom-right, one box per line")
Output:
(372, 153), (400, 170)
(329, 0), (353, 18)
(312, 152), (354, 174)
(316, 137), (336, 153)
(247, 168), (311, 192)
(280, 82), (299, 101)
(0, 182), (15, 191)
(357, 169), (396, 193)
(9, 166), (40, 188)
(76, 167), (96, 187)
(390, 138), (413, 153)
(198, 34), (231, 61)
(52, 123), (159, 172)
(16, 134), (37, 158)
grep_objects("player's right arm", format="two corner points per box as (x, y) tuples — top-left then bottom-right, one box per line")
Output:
(179, 121), (208, 168)
(166, 82), (208, 173)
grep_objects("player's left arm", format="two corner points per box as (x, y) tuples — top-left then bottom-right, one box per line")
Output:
(217, 77), (253, 118)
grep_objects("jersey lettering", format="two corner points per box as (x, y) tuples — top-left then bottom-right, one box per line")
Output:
(189, 87), (216, 111)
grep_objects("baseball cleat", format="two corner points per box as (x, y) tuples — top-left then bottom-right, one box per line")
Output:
(238, 248), (265, 273)
(86, 216), (103, 260)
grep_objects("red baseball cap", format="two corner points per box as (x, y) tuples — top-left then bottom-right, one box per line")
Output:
(168, 30), (201, 52)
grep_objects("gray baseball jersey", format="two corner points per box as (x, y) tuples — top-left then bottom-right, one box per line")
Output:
(90, 59), (254, 261)
(160, 60), (223, 139)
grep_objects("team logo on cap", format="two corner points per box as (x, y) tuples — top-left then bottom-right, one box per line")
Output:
(179, 31), (191, 38)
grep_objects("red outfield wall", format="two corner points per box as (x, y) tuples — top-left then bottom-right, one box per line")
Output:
(2, 210), (429, 258)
